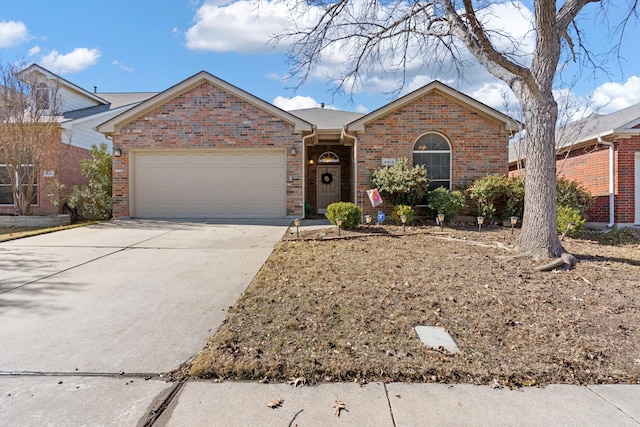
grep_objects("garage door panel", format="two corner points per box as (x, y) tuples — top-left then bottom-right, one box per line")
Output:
(133, 151), (286, 218)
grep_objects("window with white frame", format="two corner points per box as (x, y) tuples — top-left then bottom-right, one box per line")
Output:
(413, 133), (451, 191)
(0, 164), (37, 205)
(34, 82), (50, 110)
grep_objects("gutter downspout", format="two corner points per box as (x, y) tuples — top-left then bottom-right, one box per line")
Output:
(301, 126), (317, 219)
(597, 136), (615, 228)
(341, 127), (359, 216)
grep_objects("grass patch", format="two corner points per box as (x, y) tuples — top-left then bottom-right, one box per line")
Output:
(191, 225), (640, 387)
(0, 221), (101, 242)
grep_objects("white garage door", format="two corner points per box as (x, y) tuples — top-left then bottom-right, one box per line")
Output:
(132, 151), (286, 218)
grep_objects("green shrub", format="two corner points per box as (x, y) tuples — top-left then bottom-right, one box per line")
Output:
(467, 175), (524, 220)
(504, 176), (525, 219)
(369, 157), (430, 206)
(66, 143), (113, 220)
(556, 204), (586, 235)
(325, 202), (362, 229)
(466, 175), (593, 223)
(427, 187), (466, 219)
(392, 205), (414, 225)
(557, 178), (593, 216)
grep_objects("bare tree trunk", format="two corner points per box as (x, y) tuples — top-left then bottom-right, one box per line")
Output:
(515, 91), (565, 258)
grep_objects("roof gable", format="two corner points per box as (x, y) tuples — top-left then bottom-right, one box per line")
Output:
(347, 80), (520, 133)
(98, 71), (312, 135)
(18, 64), (108, 108)
(561, 103), (640, 147)
(509, 103), (640, 164)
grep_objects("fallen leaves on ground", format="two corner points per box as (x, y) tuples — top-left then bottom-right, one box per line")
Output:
(267, 397), (284, 409)
(189, 224), (640, 387)
(288, 377), (306, 387)
(333, 400), (347, 417)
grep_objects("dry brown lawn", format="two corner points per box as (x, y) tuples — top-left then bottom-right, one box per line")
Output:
(190, 224), (640, 387)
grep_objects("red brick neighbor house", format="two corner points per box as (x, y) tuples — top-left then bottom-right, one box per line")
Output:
(98, 71), (518, 219)
(0, 64), (154, 216)
(509, 104), (640, 227)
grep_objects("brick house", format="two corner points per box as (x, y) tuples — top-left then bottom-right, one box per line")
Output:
(98, 72), (517, 219)
(0, 64), (154, 216)
(509, 104), (640, 227)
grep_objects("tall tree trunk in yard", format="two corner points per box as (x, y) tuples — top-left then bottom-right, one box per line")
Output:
(510, 0), (566, 259)
(516, 92), (565, 258)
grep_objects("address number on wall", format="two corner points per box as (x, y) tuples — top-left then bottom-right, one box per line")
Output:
(382, 158), (397, 166)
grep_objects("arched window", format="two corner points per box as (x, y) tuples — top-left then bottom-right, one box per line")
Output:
(318, 151), (339, 163)
(34, 82), (50, 110)
(413, 133), (451, 190)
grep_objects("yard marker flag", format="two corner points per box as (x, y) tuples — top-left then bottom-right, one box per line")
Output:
(366, 189), (383, 207)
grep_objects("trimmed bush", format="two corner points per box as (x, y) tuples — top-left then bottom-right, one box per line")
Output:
(427, 187), (466, 219)
(369, 157), (430, 206)
(325, 202), (362, 229)
(467, 174), (524, 220)
(467, 176), (592, 222)
(392, 205), (414, 225)
(557, 204), (586, 235)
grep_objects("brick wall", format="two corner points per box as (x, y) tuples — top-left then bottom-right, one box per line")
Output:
(0, 128), (90, 216)
(355, 91), (509, 216)
(616, 137), (639, 223)
(111, 82), (303, 218)
(556, 136), (639, 224)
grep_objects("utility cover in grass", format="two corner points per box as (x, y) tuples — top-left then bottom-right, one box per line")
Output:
(415, 326), (460, 354)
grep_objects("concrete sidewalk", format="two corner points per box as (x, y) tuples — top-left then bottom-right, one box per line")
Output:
(2, 377), (638, 426)
(156, 381), (640, 426)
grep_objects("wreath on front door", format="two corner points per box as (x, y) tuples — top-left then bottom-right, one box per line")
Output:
(321, 170), (334, 185)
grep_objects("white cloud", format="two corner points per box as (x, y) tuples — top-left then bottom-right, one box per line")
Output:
(590, 76), (640, 113)
(112, 59), (134, 72)
(40, 48), (100, 73)
(273, 95), (322, 110)
(28, 46), (41, 56)
(183, 0), (538, 114)
(186, 0), (318, 53)
(266, 71), (288, 81)
(469, 81), (517, 112)
(0, 20), (29, 48)
(355, 104), (369, 114)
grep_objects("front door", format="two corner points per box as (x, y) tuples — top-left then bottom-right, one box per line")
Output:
(317, 165), (341, 214)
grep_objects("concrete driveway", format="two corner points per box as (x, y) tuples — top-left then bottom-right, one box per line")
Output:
(0, 219), (288, 425)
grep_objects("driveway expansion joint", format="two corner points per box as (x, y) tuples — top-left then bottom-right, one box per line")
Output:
(139, 381), (185, 427)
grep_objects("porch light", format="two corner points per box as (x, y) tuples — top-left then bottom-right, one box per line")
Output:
(309, 159), (315, 165)
(477, 216), (484, 232)
(294, 218), (301, 239)
(113, 146), (122, 157)
(561, 222), (576, 241)
(290, 147), (297, 156)
(509, 216), (519, 235)
(400, 214), (407, 233)
(365, 214), (372, 225)
(336, 217), (343, 236)
(437, 213), (445, 231)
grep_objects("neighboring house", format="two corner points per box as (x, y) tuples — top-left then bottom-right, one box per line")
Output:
(98, 71), (518, 219)
(0, 64), (154, 216)
(509, 104), (640, 227)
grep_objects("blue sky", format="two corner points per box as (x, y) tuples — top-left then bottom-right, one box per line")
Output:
(1, 0), (638, 115)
